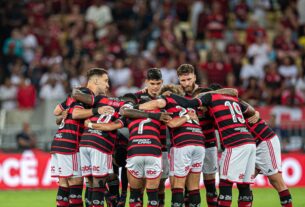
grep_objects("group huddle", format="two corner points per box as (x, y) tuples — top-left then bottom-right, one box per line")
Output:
(50, 65), (293, 207)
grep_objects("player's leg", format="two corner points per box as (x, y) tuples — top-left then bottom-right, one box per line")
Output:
(105, 172), (119, 207)
(51, 154), (70, 207)
(257, 137), (293, 207)
(203, 146), (218, 207)
(126, 156), (145, 207)
(169, 146), (192, 207)
(80, 147), (92, 207)
(117, 166), (128, 207)
(144, 156), (162, 207)
(158, 151), (169, 207)
(85, 177), (93, 207)
(57, 152), (83, 207)
(238, 144), (256, 207)
(67, 176), (84, 207)
(91, 149), (114, 207)
(218, 148), (234, 207)
(186, 146), (205, 207)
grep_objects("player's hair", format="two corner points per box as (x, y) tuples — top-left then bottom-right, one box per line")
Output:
(121, 93), (138, 104)
(146, 68), (162, 80)
(160, 84), (184, 96)
(176, 64), (194, 76)
(209, 83), (223, 90)
(192, 87), (212, 97)
(86, 68), (108, 80)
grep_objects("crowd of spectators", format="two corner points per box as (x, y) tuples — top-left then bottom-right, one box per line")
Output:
(1, 0), (305, 111)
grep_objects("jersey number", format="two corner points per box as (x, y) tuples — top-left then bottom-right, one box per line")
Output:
(176, 106), (199, 125)
(224, 101), (245, 123)
(138, 118), (151, 134)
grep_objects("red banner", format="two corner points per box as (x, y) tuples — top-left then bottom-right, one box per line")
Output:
(0, 150), (58, 190)
(1, 150), (305, 189)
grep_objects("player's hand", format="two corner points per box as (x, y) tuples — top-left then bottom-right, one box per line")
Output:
(188, 111), (199, 123)
(98, 106), (114, 115)
(62, 110), (68, 119)
(162, 91), (172, 97)
(84, 119), (90, 127)
(248, 111), (260, 124)
(159, 112), (172, 122)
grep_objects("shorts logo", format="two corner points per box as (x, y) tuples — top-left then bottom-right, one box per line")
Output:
(185, 166), (190, 172)
(239, 173), (245, 179)
(51, 166), (55, 172)
(92, 166), (100, 172)
(130, 170), (139, 176)
(81, 165), (91, 172)
(146, 170), (157, 175)
(58, 167), (62, 173)
(192, 162), (202, 168)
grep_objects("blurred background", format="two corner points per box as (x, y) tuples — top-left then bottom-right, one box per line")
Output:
(0, 0), (305, 191)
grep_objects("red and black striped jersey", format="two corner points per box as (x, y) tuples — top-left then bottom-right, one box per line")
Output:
(197, 110), (217, 148)
(198, 94), (255, 148)
(80, 95), (125, 154)
(163, 96), (205, 147)
(121, 110), (162, 158)
(246, 118), (276, 145)
(51, 95), (91, 154)
(135, 90), (168, 151)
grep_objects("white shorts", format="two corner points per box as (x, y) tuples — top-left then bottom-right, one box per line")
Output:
(169, 146), (205, 177)
(256, 135), (282, 176)
(126, 156), (162, 179)
(219, 144), (256, 184)
(161, 152), (170, 179)
(79, 147), (113, 177)
(202, 146), (218, 174)
(51, 153), (81, 178)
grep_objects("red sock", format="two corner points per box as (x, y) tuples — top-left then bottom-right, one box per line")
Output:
(279, 190), (292, 207)
(69, 185), (83, 207)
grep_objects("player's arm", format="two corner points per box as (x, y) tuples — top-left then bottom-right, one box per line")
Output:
(55, 110), (68, 125)
(72, 88), (94, 106)
(53, 98), (68, 116)
(240, 100), (256, 118)
(138, 99), (167, 110)
(207, 88), (238, 97)
(121, 108), (172, 122)
(168, 93), (209, 108)
(85, 119), (124, 131)
(72, 107), (98, 119)
(166, 113), (192, 128)
(54, 104), (64, 116)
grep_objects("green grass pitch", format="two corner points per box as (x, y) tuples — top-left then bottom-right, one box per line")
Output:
(1, 188), (304, 207)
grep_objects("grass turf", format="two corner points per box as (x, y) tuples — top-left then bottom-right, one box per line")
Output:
(1, 188), (304, 207)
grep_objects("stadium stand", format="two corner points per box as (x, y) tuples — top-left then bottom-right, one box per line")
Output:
(0, 0), (305, 152)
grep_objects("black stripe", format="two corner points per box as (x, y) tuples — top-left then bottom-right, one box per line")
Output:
(214, 109), (231, 118)
(127, 146), (162, 157)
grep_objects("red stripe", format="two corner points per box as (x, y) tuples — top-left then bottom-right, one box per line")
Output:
(222, 149), (228, 176)
(267, 140), (277, 169)
(173, 132), (204, 140)
(53, 138), (78, 143)
(130, 126), (160, 135)
(82, 133), (115, 146)
(223, 148), (232, 176)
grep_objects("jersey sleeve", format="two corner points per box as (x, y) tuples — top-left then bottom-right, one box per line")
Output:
(198, 93), (212, 106)
(59, 98), (68, 110)
(169, 94), (201, 108)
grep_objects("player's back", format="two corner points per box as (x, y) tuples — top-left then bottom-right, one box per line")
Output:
(80, 95), (124, 154)
(125, 109), (162, 158)
(164, 96), (205, 147)
(209, 94), (255, 148)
